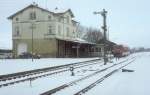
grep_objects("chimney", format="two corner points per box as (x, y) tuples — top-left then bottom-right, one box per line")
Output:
(55, 7), (58, 10)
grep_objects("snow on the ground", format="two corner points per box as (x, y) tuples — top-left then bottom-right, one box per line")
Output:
(0, 58), (98, 75)
(0, 53), (133, 95)
(0, 61), (103, 95)
(86, 52), (150, 95)
(0, 52), (149, 95)
(53, 57), (133, 95)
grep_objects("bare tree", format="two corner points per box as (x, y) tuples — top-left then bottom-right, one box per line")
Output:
(83, 27), (103, 43)
(76, 25), (87, 39)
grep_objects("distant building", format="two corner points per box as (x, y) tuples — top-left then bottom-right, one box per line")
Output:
(0, 49), (12, 59)
(8, 4), (98, 58)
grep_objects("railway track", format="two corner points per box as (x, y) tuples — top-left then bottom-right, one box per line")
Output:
(74, 59), (135, 95)
(0, 59), (101, 82)
(40, 56), (136, 95)
(0, 59), (102, 88)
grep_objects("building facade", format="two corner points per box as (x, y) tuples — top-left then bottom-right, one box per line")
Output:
(8, 4), (101, 58)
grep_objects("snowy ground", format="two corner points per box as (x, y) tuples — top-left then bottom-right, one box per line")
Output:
(0, 58), (98, 75)
(86, 52), (150, 95)
(0, 52), (149, 95)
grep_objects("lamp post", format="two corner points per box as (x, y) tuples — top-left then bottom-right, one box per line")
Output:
(31, 23), (36, 62)
(32, 23), (33, 62)
(94, 9), (108, 65)
(31, 4), (36, 62)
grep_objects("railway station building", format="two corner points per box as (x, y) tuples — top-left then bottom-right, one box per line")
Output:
(8, 4), (102, 58)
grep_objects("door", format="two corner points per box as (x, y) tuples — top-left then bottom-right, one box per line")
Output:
(17, 43), (27, 55)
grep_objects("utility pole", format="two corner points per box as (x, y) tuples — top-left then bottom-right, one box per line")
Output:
(31, 3), (36, 62)
(30, 23), (35, 62)
(31, 23), (34, 62)
(31, 5), (34, 62)
(94, 9), (108, 65)
(31, 4), (35, 62)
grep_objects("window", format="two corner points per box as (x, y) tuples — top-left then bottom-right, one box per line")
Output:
(99, 48), (102, 52)
(66, 27), (69, 37)
(58, 25), (61, 35)
(48, 26), (53, 34)
(16, 17), (19, 21)
(96, 48), (98, 52)
(67, 16), (69, 23)
(58, 17), (61, 22)
(29, 12), (36, 20)
(91, 47), (94, 52)
(73, 30), (75, 37)
(15, 26), (20, 36)
(48, 15), (52, 20)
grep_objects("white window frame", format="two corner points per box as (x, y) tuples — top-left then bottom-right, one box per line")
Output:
(48, 25), (53, 34)
(15, 26), (20, 36)
(66, 27), (69, 37)
(67, 16), (69, 23)
(58, 25), (61, 35)
(48, 15), (52, 20)
(29, 12), (36, 20)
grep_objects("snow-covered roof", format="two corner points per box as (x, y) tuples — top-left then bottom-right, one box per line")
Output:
(49, 8), (68, 13)
(56, 37), (96, 45)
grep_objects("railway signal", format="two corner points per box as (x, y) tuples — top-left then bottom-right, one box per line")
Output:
(94, 9), (108, 65)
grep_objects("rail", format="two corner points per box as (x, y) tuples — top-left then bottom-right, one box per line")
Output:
(40, 56), (136, 95)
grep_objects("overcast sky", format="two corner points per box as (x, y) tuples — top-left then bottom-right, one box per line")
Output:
(0, 0), (150, 49)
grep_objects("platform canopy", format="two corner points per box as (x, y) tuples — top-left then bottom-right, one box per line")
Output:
(56, 37), (96, 45)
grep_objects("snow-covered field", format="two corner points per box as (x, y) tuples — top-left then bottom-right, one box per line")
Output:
(0, 52), (149, 95)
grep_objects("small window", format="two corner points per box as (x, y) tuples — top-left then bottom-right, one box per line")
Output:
(16, 17), (19, 21)
(48, 15), (52, 20)
(91, 48), (94, 52)
(67, 16), (69, 23)
(58, 17), (61, 22)
(96, 48), (98, 52)
(66, 27), (69, 36)
(29, 12), (36, 20)
(99, 48), (101, 52)
(15, 26), (20, 36)
(73, 30), (75, 37)
(48, 26), (53, 34)
(58, 25), (61, 35)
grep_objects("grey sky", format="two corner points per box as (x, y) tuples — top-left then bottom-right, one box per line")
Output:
(0, 0), (150, 49)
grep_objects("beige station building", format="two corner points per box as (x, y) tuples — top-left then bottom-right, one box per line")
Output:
(8, 4), (102, 58)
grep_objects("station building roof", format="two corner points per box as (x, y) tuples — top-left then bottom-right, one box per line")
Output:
(56, 37), (96, 45)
